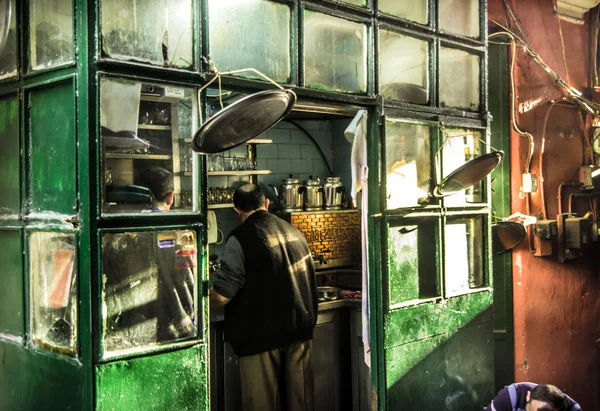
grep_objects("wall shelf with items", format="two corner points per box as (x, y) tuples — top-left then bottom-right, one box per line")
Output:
(208, 203), (234, 209)
(100, 79), (198, 213)
(207, 170), (272, 176)
(138, 124), (172, 131)
(106, 154), (173, 160)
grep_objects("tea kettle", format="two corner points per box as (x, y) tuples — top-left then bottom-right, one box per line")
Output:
(269, 176), (304, 212)
(323, 176), (345, 210)
(303, 176), (323, 211)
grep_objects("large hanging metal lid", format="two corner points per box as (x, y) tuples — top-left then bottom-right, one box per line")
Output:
(433, 151), (504, 197)
(192, 89), (297, 154)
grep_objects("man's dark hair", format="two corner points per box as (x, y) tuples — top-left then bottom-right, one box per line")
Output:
(530, 384), (568, 411)
(139, 167), (174, 202)
(233, 183), (266, 212)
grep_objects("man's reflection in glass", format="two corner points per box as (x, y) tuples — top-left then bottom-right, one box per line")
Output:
(102, 167), (196, 354)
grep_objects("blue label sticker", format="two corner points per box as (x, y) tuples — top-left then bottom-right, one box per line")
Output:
(157, 233), (177, 248)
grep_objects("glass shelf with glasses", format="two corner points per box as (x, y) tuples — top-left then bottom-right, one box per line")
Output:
(207, 203), (234, 209)
(207, 170), (272, 176)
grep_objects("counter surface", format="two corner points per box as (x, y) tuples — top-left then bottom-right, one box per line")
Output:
(210, 298), (361, 323)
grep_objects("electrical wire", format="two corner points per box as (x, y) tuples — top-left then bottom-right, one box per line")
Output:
(555, 0), (571, 84)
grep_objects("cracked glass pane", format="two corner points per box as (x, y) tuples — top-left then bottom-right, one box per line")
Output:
(380, 30), (429, 105)
(445, 216), (485, 297)
(30, 232), (78, 356)
(304, 10), (367, 94)
(208, 0), (291, 83)
(101, 0), (193, 68)
(29, 0), (73, 71)
(439, 47), (480, 111)
(102, 229), (198, 357)
(386, 121), (431, 209)
(0, 0), (17, 79)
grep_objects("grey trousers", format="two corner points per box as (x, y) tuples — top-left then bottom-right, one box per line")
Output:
(238, 340), (315, 411)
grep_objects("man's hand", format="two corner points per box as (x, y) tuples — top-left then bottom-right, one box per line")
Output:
(210, 287), (231, 308)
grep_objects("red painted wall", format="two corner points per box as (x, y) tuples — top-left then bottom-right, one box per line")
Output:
(489, 1), (600, 409)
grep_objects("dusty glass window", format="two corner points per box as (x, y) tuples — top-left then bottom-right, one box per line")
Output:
(29, 232), (78, 356)
(102, 229), (198, 357)
(388, 220), (438, 306)
(386, 121), (431, 209)
(439, 128), (484, 206)
(208, 0), (291, 83)
(0, 0), (17, 79)
(444, 216), (485, 296)
(341, 0), (366, 6)
(439, 0), (480, 38)
(100, 0), (193, 68)
(28, 0), (73, 71)
(378, 0), (428, 25)
(439, 47), (480, 110)
(380, 30), (429, 104)
(100, 77), (198, 214)
(304, 11), (367, 94)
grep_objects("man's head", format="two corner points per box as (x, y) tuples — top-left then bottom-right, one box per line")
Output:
(139, 167), (175, 210)
(526, 384), (568, 411)
(233, 183), (269, 222)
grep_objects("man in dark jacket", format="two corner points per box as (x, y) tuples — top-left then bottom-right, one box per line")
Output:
(484, 382), (581, 411)
(210, 183), (319, 411)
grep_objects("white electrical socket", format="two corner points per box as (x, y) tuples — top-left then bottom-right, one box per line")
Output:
(522, 173), (538, 193)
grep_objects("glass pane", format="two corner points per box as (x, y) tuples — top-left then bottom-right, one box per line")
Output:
(439, 0), (480, 38)
(0, 0), (17, 79)
(379, 0), (428, 25)
(0, 96), (19, 215)
(29, 0), (73, 71)
(102, 229), (198, 357)
(29, 232), (77, 356)
(386, 121), (431, 209)
(439, 47), (480, 110)
(388, 220), (438, 305)
(100, 77), (198, 214)
(380, 30), (429, 104)
(208, 0), (291, 83)
(444, 216), (485, 296)
(101, 0), (193, 68)
(440, 128), (484, 206)
(304, 11), (367, 93)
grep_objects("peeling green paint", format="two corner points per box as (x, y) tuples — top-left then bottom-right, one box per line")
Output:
(385, 313), (494, 410)
(0, 96), (20, 215)
(28, 81), (77, 215)
(0, 341), (84, 410)
(384, 291), (492, 348)
(96, 344), (208, 411)
(0, 230), (23, 336)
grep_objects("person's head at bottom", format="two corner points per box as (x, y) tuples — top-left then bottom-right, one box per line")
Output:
(527, 384), (569, 411)
(140, 167), (175, 211)
(233, 183), (270, 222)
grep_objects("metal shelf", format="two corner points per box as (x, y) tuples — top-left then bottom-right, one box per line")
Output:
(138, 124), (171, 130)
(181, 138), (272, 144)
(106, 153), (172, 160)
(208, 204), (234, 209)
(207, 170), (272, 176)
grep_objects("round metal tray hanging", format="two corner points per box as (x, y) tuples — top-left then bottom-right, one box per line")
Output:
(434, 151), (504, 197)
(192, 89), (297, 154)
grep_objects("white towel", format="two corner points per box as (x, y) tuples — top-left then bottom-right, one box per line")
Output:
(345, 110), (371, 368)
(345, 110), (368, 207)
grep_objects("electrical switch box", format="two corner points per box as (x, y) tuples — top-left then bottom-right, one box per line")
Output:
(534, 220), (558, 240)
(578, 166), (594, 190)
(564, 217), (591, 250)
(533, 220), (557, 257)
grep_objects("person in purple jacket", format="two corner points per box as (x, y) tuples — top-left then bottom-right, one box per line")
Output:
(484, 382), (581, 411)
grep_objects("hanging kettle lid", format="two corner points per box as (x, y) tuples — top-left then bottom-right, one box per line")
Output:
(192, 89), (297, 154)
